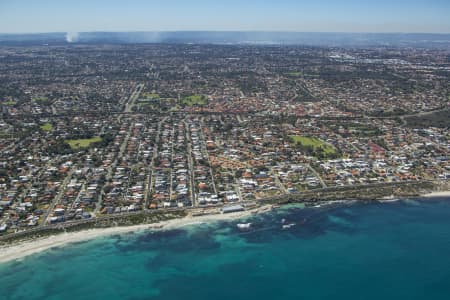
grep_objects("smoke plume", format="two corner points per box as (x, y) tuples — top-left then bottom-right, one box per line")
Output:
(65, 32), (79, 43)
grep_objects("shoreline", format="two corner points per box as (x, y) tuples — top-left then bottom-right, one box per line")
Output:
(0, 206), (266, 264)
(1, 189), (450, 265)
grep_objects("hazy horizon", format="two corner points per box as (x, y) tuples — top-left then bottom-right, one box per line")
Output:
(0, 31), (448, 49)
(3, 30), (450, 35)
(1, 0), (449, 34)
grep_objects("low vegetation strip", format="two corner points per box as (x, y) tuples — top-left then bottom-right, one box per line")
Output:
(286, 71), (302, 77)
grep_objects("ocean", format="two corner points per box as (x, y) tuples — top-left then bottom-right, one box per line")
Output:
(1, 198), (450, 300)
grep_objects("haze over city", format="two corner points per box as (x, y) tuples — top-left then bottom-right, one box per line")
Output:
(0, 0), (450, 34)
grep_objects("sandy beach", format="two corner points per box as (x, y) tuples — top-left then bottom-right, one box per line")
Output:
(422, 191), (450, 198)
(0, 207), (264, 264)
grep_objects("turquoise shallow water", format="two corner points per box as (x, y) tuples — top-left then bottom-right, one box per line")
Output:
(1, 198), (450, 300)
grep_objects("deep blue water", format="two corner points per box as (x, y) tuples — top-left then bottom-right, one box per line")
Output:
(1, 198), (450, 300)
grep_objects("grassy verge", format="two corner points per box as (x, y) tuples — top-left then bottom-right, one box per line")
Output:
(33, 97), (48, 101)
(286, 71), (302, 77)
(142, 93), (160, 99)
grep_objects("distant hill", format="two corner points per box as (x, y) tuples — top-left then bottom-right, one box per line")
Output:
(0, 31), (449, 48)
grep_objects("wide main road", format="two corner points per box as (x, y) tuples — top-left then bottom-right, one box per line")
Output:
(41, 169), (74, 226)
(124, 83), (144, 113)
(96, 83), (144, 213)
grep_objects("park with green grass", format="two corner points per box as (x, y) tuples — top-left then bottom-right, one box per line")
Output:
(181, 94), (207, 106)
(40, 123), (53, 132)
(65, 137), (102, 150)
(290, 135), (338, 159)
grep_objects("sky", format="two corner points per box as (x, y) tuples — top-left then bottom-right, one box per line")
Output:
(0, 0), (449, 34)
